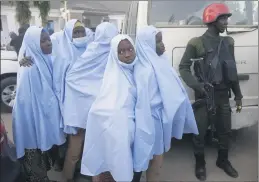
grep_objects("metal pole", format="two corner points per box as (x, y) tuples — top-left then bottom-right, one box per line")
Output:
(64, 0), (68, 22)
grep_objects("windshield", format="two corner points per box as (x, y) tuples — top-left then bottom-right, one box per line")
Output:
(148, 1), (258, 26)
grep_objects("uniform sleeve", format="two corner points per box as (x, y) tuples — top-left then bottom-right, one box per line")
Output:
(179, 38), (203, 92)
(10, 39), (15, 47)
(226, 37), (243, 100)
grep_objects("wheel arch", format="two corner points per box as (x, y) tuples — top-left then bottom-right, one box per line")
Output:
(0, 73), (17, 81)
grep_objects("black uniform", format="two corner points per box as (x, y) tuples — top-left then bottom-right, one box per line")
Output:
(179, 30), (242, 178)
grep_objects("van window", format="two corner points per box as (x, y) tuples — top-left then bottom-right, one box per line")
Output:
(148, 1), (258, 27)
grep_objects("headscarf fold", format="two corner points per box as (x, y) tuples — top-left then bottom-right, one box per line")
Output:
(16, 41), (26, 91)
(133, 26), (198, 171)
(63, 22), (118, 133)
(12, 26), (65, 159)
(81, 35), (137, 181)
(85, 27), (94, 45)
(50, 31), (63, 59)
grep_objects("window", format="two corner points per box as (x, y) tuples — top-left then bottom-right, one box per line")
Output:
(148, 1), (258, 27)
(82, 18), (91, 28)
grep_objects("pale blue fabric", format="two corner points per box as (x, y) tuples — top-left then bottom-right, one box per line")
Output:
(63, 22), (118, 134)
(50, 31), (63, 60)
(12, 26), (66, 159)
(85, 27), (94, 45)
(133, 26), (199, 171)
(17, 41), (26, 90)
(50, 31), (63, 45)
(81, 35), (137, 181)
(52, 19), (87, 126)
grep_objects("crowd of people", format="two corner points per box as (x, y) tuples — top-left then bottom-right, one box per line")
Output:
(9, 2), (243, 182)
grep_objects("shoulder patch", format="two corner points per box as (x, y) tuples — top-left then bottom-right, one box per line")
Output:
(188, 37), (202, 47)
(187, 36), (205, 57)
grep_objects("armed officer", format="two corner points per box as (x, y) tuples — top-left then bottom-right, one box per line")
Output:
(179, 3), (243, 181)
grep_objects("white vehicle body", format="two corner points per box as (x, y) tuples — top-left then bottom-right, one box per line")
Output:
(1, 50), (18, 74)
(0, 49), (19, 111)
(123, 1), (258, 129)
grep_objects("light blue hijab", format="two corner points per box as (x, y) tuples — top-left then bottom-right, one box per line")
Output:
(12, 26), (66, 159)
(85, 27), (94, 45)
(133, 26), (199, 171)
(52, 19), (87, 120)
(50, 30), (63, 59)
(63, 22), (118, 134)
(81, 35), (137, 181)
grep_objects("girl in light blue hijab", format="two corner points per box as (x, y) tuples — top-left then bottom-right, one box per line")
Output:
(51, 19), (89, 180)
(17, 20), (89, 116)
(52, 19), (87, 117)
(63, 22), (118, 133)
(17, 20), (94, 178)
(12, 26), (66, 181)
(80, 34), (138, 182)
(133, 26), (199, 181)
(62, 22), (118, 181)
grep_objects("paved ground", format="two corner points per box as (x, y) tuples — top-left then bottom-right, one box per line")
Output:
(2, 113), (258, 182)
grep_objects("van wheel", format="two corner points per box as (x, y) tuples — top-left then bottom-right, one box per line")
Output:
(1, 76), (17, 113)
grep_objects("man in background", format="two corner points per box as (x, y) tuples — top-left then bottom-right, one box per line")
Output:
(6, 32), (17, 51)
(10, 24), (29, 55)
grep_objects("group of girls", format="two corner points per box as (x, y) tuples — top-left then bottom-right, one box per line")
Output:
(12, 19), (198, 182)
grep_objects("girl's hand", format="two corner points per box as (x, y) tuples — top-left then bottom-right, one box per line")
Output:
(19, 56), (33, 67)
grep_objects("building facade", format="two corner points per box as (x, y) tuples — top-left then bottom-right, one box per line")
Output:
(1, 1), (128, 46)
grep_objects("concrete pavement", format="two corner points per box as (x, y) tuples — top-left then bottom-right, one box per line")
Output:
(1, 113), (258, 182)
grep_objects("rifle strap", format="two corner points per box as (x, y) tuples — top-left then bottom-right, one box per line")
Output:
(201, 36), (224, 57)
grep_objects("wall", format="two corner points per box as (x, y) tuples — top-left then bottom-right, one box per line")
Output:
(0, 5), (67, 46)
(109, 14), (125, 32)
(0, 4), (125, 45)
(83, 13), (107, 28)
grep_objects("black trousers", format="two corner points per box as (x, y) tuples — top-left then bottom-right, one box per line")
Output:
(193, 90), (232, 155)
(132, 172), (143, 182)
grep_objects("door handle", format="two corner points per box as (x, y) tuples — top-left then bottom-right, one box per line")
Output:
(238, 74), (249, 81)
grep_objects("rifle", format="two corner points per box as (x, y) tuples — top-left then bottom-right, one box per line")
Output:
(191, 58), (218, 143)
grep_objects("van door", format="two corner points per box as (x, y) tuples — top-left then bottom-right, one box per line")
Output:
(132, 0), (258, 129)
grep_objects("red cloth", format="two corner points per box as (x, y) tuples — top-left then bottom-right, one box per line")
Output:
(0, 122), (5, 134)
(0, 122), (6, 153)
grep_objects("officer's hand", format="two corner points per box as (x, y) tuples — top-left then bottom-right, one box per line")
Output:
(19, 56), (33, 67)
(235, 100), (242, 113)
(197, 83), (207, 97)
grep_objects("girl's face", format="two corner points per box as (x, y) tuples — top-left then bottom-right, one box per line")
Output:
(72, 26), (86, 38)
(40, 31), (52, 54)
(155, 32), (165, 56)
(118, 39), (136, 64)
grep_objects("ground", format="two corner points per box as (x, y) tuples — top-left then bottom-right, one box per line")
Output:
(2, 113), (258, 182)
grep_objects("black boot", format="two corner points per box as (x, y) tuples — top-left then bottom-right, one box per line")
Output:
(131, 171), (142, 182)
(216, 149), (238, 178)
(194, 154), (206, 181)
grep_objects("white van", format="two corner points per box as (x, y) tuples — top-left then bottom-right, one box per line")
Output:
(0, 48), (18, 112)
(123, 0), (258, 129)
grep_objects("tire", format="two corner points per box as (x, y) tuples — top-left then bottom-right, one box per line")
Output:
(0, 76), (17, 113)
